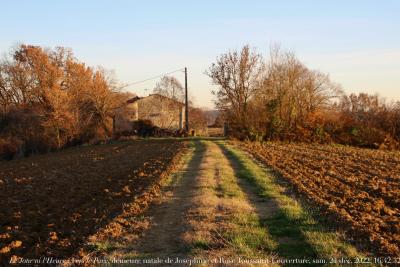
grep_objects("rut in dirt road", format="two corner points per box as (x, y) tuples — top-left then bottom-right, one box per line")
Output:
(126, 141), (206, 257)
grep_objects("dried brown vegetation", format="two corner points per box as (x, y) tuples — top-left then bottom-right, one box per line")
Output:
(0, 44), (129, 159)
(0, 139), (184, 264)
(208, 45), (400, 148)
(238, 141), (400, 257)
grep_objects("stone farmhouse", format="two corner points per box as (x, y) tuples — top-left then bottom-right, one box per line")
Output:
(115, 94), (186, 132)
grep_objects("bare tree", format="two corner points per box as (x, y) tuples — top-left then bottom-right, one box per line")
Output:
(206, 45), (264, 125)
(259, 46), (341, 135)
(153, 76), (184, 102)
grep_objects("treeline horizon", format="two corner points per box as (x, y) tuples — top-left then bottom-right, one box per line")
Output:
(0, 43), (399, 160)
(208, 44), (400, 149)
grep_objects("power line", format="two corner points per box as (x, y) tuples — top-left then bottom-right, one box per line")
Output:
(119, 68), (185, 89)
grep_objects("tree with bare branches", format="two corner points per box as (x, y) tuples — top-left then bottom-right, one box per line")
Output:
(153, 76), (185, 102)
(206, 45), (264, 128)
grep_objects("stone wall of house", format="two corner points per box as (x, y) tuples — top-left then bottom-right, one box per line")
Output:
(114, 94), (185, 132)
(136, 95), (184, 129)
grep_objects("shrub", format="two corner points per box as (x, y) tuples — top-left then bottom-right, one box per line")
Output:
(0, 137), (22, 160)
(132, 120), (155, 137)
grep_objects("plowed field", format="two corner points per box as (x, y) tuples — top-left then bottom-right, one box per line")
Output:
(0, 140), (184, 264)
(237, 141), (400, 257)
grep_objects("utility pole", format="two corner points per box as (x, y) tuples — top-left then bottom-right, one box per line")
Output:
(185, 67), (189, 132)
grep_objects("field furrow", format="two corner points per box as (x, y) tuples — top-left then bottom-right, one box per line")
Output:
(237, 141), (400, 258)
(0, 140), (185, 264)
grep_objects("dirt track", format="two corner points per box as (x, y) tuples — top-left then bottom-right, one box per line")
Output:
(96, 140), (364, 265)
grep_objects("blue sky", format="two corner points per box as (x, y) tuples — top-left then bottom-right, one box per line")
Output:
(1, 1), (399, 107)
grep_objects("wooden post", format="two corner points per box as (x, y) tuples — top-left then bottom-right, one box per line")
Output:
(185, 67), (189, 132)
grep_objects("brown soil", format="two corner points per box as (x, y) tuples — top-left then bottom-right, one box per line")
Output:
(237, 141), (400, 257)
(2, 138), (390, 264)
(0, 140), (185, 265)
